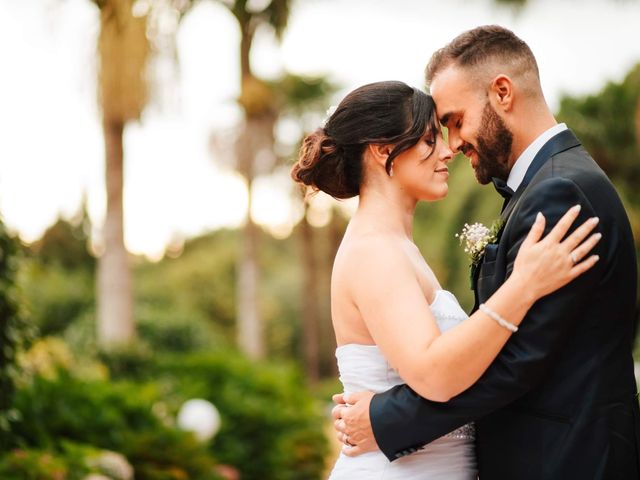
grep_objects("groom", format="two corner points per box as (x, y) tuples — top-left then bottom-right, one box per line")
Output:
(332, 25), (640, 478)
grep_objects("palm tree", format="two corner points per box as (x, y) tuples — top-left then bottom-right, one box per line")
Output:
(276, 73), (336, 380)
(92, 0), (148, 348)
(91, 0), (190, 348)
(211, 0), (291, 359)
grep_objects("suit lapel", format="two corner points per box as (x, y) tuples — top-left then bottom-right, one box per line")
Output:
(471, 129), (582, 312)
(501, 129), (582, 225)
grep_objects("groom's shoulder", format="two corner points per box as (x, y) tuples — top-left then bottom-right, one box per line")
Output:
(534, 145), (614, 195)
(523, 146), (629, 229)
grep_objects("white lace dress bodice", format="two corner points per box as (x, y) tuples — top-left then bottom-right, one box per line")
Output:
(328, 290), (477, 479)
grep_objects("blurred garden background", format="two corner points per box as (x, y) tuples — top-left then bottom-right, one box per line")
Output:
(1, 0), (639, 478)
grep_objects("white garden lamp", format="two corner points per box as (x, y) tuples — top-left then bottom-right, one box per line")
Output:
(177, 398), (221, 441)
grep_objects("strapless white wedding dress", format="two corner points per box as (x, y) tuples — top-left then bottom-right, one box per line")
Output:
(328, 290), (477, 479)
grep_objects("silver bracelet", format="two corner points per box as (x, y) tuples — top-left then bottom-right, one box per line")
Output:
(479, 303), (519, 333)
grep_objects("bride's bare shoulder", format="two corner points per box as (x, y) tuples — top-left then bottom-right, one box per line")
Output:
(333, 232), (411, 279)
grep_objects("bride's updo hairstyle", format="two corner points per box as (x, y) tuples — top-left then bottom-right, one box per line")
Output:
(291, 80), (438, 199)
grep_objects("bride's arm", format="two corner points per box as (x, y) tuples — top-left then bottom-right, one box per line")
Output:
(351, 206), (600, 402)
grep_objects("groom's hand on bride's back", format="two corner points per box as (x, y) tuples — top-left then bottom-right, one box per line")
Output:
(331, 391), (378, 456)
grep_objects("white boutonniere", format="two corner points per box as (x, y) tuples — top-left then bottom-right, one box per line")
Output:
(455, 218), (505, 267)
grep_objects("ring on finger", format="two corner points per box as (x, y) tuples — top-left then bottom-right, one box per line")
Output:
(344, 434), (354, 447)
(570, 251), (579, 265)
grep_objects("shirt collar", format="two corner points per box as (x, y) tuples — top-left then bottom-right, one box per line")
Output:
(506, 123), (568, 192)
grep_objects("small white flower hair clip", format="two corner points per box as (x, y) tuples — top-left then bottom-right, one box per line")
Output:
(322, 105), (338, 127)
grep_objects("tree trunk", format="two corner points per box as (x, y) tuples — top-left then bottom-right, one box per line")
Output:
(236, 181), (264, 359)
(230, 9), (279, 360)
(97, 118), (134, 348)
(240, 23), (253, 80)
(299, 203), (319, 382)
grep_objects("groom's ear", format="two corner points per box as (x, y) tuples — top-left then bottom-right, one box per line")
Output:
(489, 74), (514, 112)
(366, 144), (393, 169)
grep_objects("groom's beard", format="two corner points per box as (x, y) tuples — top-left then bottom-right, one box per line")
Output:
(462, 103), (513, 185)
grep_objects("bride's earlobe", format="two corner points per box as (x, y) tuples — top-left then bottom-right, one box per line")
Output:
(366, 144), (393, 172)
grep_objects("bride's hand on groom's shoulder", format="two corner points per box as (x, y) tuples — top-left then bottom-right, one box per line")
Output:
(511, 205), (601, 301)
(331, 391), (378, 456)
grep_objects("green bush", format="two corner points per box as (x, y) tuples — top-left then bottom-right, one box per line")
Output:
(123, 430), (224, 480)
(28, 217), (94, 272)
(19, 260), (94, 337)
(10, 338), (330, 479)
(10, 374), (159, 449)
(135, 231), (239, 340)
(0, 448), (87, 480)
(19, 215), (95, 338)
(136, 303), (225, 354)
(0, 218), (32, 449)
(0, 443), (138, 480)
(151, 351), (329, 480)
(96, 341), (156, 379)
(8, 373), (218, 479)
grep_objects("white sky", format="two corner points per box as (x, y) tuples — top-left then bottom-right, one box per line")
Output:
(1, 0), (639, 258)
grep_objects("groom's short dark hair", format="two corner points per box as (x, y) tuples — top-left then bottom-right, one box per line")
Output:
(426, 25), (540, 93)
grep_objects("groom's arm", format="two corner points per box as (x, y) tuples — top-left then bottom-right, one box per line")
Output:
(370, 177), (604, 461)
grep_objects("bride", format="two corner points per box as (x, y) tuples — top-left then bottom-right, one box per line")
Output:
(291, 81), (600, 479)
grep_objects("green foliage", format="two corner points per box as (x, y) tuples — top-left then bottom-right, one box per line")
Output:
(8, 372), (218, 479)
(258, 226), (304, 359)
(0, 443), (135, 480)
(1, 440), (220, 480)
(7, 336), (327, 479)
(135, 228), (315, 361)
(136, 230), (238, 341)
(10, 374), (161, 449)
(97, 341), (156, 379)
(19, 216), (94, 338)
(0, 218), (32, 449)
(225, 0), (291, 39)
(137, 303), (223, 353)
(20, 259), (94, 337)
(28, 217), (94, 272)
(275, 74), (337, 116)
(19, 222), (326, 368)
(558, 64), (640, 200)
(0, 448), (88, 480)
(151, 351), (329, 480)
(123, 430), (223, 480)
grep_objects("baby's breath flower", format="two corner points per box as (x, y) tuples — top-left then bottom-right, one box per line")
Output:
(456, 219), (504, 266)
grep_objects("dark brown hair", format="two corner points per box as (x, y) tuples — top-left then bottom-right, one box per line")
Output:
(425, 25), (539, 88)
(291, 81), (438, 199)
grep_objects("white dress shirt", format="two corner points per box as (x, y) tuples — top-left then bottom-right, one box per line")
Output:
(507, 123), (568, 192)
